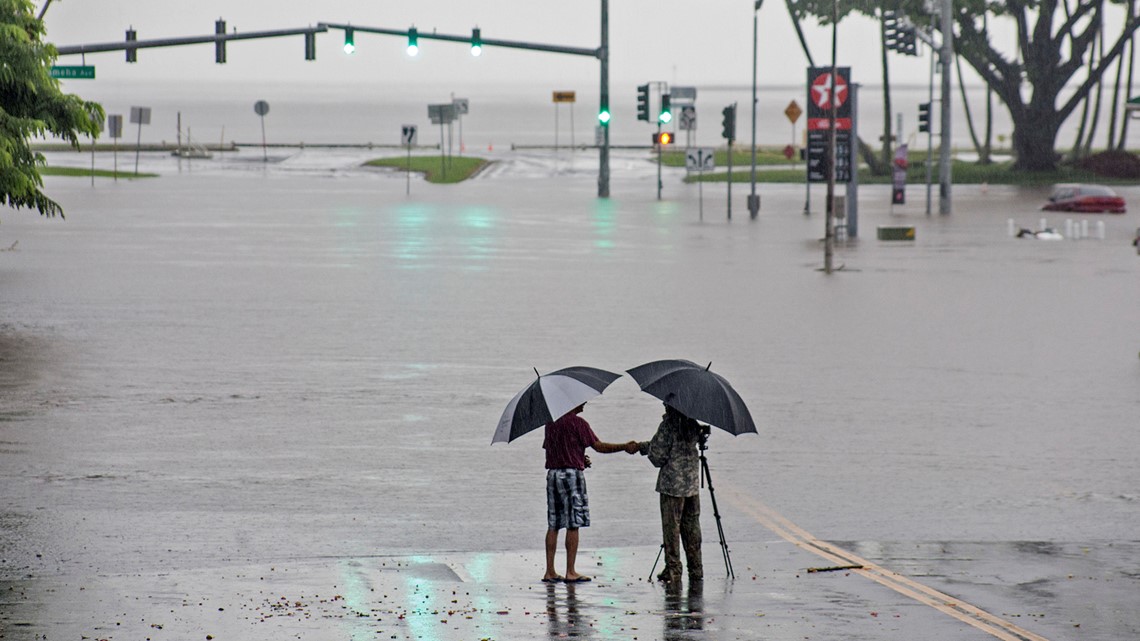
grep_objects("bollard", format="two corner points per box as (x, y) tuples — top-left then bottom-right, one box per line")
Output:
(1065, 219), (1073, 239)
(1096, 221), (1105, 240)
(1081, 220), (1089, 238)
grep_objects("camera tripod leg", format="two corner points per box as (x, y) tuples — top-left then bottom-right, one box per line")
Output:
(701, 453), (734, 579)
(648, 543), (664, 582)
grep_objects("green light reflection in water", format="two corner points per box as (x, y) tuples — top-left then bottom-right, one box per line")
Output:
(402, 556), (440, 641)
(331, 207), (365, 264)
(393, 202), (435, 268)
(592, 198), (617, 250)
(457, 205), (498, 267)
(337, 559), (376, 641)
(463, 553), (503, 635)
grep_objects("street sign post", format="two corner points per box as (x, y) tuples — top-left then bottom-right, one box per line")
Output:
(107, 114), (123, 180)
(253, 100), (270, 161)
(552, 91), (576, 150)
(428, 103), (457, 177)
(402, 124), (417, 195)
(686, 147), (715, 221)
(129, 106), (151, 175)
(453, 98), (469, 154)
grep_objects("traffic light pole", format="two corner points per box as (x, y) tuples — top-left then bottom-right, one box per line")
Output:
(727, 137), (734, 220)
(938, 0), (953, 215)
(925, 37), (935, 215)
(599, 0), (610, 197)
(748, 0), (763, 219)
(656, 122), (663, 201)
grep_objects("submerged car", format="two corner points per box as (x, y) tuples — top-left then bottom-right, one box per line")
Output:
(1042, 184), (1126, 214)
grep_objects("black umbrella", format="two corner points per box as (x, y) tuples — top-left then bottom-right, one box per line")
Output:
(626, 359), (756, 435)
(492, 366), (622, 444)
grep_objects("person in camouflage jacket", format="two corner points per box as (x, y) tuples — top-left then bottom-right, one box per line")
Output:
(638, 403), (704, 585)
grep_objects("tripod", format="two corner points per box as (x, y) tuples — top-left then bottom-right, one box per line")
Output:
(648, 431), (735, 580)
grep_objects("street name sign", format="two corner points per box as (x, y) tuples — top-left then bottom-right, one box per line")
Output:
(50, 65), (95, 79)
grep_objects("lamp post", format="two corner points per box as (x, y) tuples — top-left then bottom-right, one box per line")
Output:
(748, 0), (763, 219)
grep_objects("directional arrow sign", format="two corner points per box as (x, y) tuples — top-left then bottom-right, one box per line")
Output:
(685, 147), (716, 171)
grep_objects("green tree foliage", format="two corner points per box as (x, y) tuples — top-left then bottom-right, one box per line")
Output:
(1, 0), (103, 219)
(787, 0), (1140, 172)
(953, 0), (1140, 170)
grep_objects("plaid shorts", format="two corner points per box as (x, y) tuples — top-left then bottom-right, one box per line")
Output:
(546, 468), (590, 530)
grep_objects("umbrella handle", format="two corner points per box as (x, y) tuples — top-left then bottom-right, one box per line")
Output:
(534, 367), (541, 378)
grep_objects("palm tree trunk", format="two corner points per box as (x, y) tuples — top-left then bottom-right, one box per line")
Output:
(880, 11), (893, 172)
(1118, 27), (1135, 150)
(1082, 25), (1106, 156)
(955, 52), (988, 163)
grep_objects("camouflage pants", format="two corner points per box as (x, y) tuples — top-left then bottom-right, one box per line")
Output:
(659, 493), (702, 582)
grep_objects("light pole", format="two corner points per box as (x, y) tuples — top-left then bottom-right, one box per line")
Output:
(748, 0), (764, 219)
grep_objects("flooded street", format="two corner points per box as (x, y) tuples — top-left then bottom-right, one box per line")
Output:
(2, 150), (1138, 639)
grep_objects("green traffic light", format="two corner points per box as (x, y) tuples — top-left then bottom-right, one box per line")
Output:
(598, 109), (611, 125)
(407, 27), (419, 56)
(471, 27), (482, 57)
(659, 94), (672, 124)
(343, 28), (355, 55)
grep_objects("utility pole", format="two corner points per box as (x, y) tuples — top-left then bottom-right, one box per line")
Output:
(824, 0), (838, 275)
(748, 0), (764, 219)
(938, 0), (953, 215)
(598, 0), (610, 197)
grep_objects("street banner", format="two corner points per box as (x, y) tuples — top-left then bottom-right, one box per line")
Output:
(892, 144), (909, 204)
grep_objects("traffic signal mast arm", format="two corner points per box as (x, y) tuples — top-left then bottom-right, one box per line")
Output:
(904, 18), (938, 50)
(319, 22), (601, 58)
(54, 23), (601, 60)
(55, 25), (329, 56)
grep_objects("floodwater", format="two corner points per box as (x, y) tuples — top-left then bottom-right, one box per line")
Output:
(1, 149), (1138, 637)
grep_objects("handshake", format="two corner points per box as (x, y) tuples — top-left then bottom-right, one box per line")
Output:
(623, 440), (641, 454)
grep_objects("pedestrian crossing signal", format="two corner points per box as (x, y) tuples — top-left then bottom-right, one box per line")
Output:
(654, 132), (674, 145)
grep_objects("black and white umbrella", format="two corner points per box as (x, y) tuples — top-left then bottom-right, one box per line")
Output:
(626, 359), (756, 436)
(492, 366), (622, 444)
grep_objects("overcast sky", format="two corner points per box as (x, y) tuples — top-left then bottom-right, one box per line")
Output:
(41, 0), (943, 90)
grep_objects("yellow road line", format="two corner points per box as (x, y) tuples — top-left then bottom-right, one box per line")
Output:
(722, 488), (1052, 641)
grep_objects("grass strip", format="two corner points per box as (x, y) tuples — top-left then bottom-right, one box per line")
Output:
(684, 159), (1138, 185)
(365, 156), (489, 184)
(42, 166), (158, 179)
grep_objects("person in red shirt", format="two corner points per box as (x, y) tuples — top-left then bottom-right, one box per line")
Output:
(542, 403), (637, 583)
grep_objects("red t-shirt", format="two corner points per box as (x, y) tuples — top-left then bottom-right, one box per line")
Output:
(543, 414), (599, 470)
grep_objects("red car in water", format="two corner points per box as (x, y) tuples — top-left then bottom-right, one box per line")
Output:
(1042, 184), (1127, 214)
